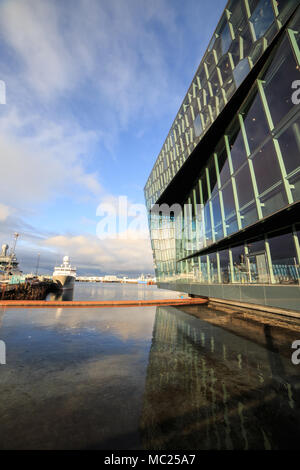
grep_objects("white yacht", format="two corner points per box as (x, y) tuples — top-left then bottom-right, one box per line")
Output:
(53, 256), (76, 289)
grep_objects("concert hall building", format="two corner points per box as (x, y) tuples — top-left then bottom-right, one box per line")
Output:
(144, 0), (300, 311)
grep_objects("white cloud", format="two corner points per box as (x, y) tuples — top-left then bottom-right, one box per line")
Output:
(0, 0), (182, 124)
(0, 0), (226, 275)
(0, 203), (11, 221)
(0, 0), (185, 213)
(0, 0), (76, 99)
(43, 232), (154, 274)
(0, 108), (102, 208)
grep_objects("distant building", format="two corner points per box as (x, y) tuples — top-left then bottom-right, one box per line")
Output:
(145, 0), (300, 311)
(103, 275), (119, 282)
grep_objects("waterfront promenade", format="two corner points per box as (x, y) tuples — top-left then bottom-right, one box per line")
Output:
(0, 297), (208, 308)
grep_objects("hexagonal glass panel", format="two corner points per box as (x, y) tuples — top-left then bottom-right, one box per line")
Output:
(249, 0), (275, 40)
(193, 113), (203, 137)
(233, 58), (251, 87)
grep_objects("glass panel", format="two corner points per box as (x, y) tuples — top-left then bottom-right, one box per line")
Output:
(228, 0), (248, 35)
(217, 142), (231, 187)
(213, 37), (223, 62)
(208, 97), (218, 121)
(218, 54), (233, 84)
(191, 258), (200, 283)
(235, 163), (255, 207)
(215, 91), (225, 115)
(228, 39), (241, 67)
(277, 0), (299, 25)
(220, 20), (232, 55)
(247, 237), (269, 283)
(227, 119), (248, 173)
(193, 183), (201, 207)
(208, 35), (217, 53)
(288, 171), (300, 202)
(219, 249), (231, 283)
(248, 237), (266, 254)
(231, 244), (248, 283)
(202, 107), (211, 129)
(240, 202), (258, 227)
(233, 58), (250, 87)
(200, 256), (209, 283)
(209, 253), (219, 283)
(223, 74), (236, 101)
(210, 69), (221, 96)
(264, 20), (278, 45)
(201, 174), (209, 203)
(242, 90), (270, 154)
(205, 50), (216, 77)
(211, 193), (224, 241)
(204, 203), (213, 246)
(207, 158), (218, 197)
(268, 228), (299, 284)
(262, 36), (300, 128)
(260, 184), (288, 217)
(277, 117), (300, 175)
(193, 113), (203, 137)
(251, 139), (282, 194)
(249, 0), (275, 40)
(248, 252), (270, 283)
(248, 0), (261, 14)
(222, 182), (239, 235)
(240, 23), (253, 58)
(198, 67), (207, 88)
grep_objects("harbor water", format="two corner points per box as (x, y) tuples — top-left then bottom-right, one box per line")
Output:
(0, 283), (300, 449)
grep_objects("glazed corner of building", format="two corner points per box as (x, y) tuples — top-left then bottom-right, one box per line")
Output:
(144, 0), (300, 313)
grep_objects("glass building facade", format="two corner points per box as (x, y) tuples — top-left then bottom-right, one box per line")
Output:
(145, 0), (300, 311)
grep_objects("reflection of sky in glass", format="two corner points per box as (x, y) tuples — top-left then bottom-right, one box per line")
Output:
(193, 113), (203, 137)
(221, 22), (232, 55)
(250, 0), (274, 40)
(233, 58), (250, 87)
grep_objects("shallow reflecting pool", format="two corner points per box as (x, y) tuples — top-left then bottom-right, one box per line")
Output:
(0, 302), (300, 449)
(47, 282), (182, 302)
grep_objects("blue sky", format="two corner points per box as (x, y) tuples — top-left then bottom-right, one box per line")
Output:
(0, 0), (226, 275)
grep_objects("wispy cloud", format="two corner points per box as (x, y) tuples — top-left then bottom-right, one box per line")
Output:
(0, 108), (102, 208)
(0, 0), (184, 124)
(0, 0), (226, 274)
(0, 203), (11, 222)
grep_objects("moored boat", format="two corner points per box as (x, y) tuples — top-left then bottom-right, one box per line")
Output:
(53, 256), (76, 289)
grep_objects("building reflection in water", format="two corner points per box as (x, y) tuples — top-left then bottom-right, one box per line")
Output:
(140, 306), (300, 450)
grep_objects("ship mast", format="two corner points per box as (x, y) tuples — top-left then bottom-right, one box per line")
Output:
(6, 232), (19, 273)
(35, 252), (40, 276)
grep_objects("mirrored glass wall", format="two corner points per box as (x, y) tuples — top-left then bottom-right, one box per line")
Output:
(145, 0), (300, 210)
(148, 4), (300, 286)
